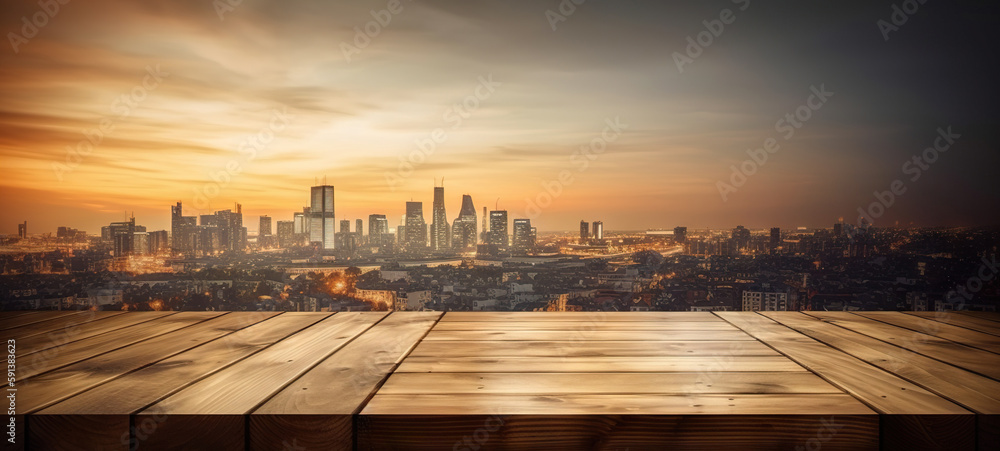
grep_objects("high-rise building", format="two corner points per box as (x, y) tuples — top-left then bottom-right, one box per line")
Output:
(451, 194), (478, 251)
(149, 230), (169, 254)
(580, 221), (590, 242)
(674, 226), (688, 243)
(171, 202), (196, 253)
(770, 227), (781, 253)
(259, 216), (272, 237)
(430, 185), (450, 251)
(17, 221), (27, 239)
(310, 185), (335, 249)
(488, 210), (508, 248)
(108, 216), (143, 257)
(593, 221), (604, 240)
(369, 214), (389, 251)
(732, 225), (751, 253)
(340, 219), (351, 234)
(209, 205), (246, 253)
(356, 219), (364, 238)
(277, 221), (295, 248)
(512, 219), (534, 253)
(404, 202), (427, 249)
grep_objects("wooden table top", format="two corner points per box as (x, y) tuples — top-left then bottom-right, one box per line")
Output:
(3, 310), (997, 450)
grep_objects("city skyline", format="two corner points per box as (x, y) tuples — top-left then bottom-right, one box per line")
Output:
(3, 1), (1000, 235)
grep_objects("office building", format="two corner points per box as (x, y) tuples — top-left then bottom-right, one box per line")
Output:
(404, 202), (427, 249)
(488, 210), (508, 248)
(277, 220), (295, 248)
(17, 221), (27, 239)
(451, 194), (478, 251)
(310, 185), (336, 249)
(593, 221), (604, 240)
(512, 219), (534, 253)
(430, 185), (450, 251)
(580, 221), (590, 242)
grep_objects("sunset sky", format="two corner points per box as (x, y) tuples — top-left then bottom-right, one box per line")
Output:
(2, 0), (998, 235)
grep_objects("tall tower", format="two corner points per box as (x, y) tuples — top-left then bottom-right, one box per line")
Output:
(405, 201), (427, 249)
(310, 184), (335, 249)
(430, 183), (450, 250)
(481, 206), (488, 242)
(451, 194), (478, 250)
(489, 210), (508, 248)
(580, 220), (590, 242)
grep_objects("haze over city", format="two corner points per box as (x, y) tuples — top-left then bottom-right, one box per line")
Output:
(2, 0), (999, 235)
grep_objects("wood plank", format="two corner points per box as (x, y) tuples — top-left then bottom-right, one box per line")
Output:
(432, 321), (738, 331)
(37, 312), (318, 415)
(715, 312), (969, 415)
(408, 340), (780, 358)
(761, 312), (1000, 414)
(16, 312), (281, 414)
(907, 311), (1000, 336)
(135, 312), (387, 450)
(853, 311), (1000, 354)
(8, 311), (222, 384)
(807, 311), (1000, 380)
(961, 311), (1000, 322)
(440, 312), (721, 322)
(361, 393), (874, 415)
(140, 312), (386, 415)
(3, 311), (126, 341)
(0, 311), (87, 332)
(18, 311), (176, 356)
(358, 414), (879, 450)
(33, 312), (327, 450)
(379, 371), (840, 395)
(395, 356), (807, 373)
(421, 329), (754, 341)
(249, 312), (440, 450)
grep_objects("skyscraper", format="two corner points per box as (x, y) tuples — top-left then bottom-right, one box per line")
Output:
(171, 202), (197, 254)
(17, 221), (27, 240)
(259, 215), (272, 237)
(310, 185), (335, 249)
(770, 227), (781, 253)
(369, 214), (389, 251)
(404, 201), (427, 249)
(356, 219), (364, 238)
(580, 221), (590, 242)
(451, 194), (478, 251)
(512, 218), (534, 253)
(276, 220), (294, 248)
(593, 221), (604, 240)
(488, 210), (508, 248)
(430, 185), (450, 250)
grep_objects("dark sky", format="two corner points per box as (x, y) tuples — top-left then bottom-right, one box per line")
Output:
(1, 0), (998, 233)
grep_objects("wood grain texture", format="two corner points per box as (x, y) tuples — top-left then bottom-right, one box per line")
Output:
(358, 414), (879, 451)
(0, 311), (81, 331)
(960, 311), (1000, 322)
(395, 356), (808, 373)
(27, 414), (127, 451)
(408, 340), (780, 358)
(806, 311), (1000, 380)
(16, 312), (279, 414)
(7, 312), (222, 385)
(250, 313), (441, 449)
(762, 312), (1000, 414)
(439, 312), (721, 322)
(379, 372), (839, 395)
(432, 321), (738, 331)
(906, 311), (1000, 337)
(17, 311), (175, 356)
(715, 312), (971, 415)
(853, 311), (1000, 354)
(131, 414), (244, 451)
(141, 312), (386, 415)
(39, 312), (320, 415)
(880, 415), (975, 451)
(421, 329), (755, 341)
(361, 393), (875, 415)
(3, 311), (126, 342)
(249, 415), (352, 451)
